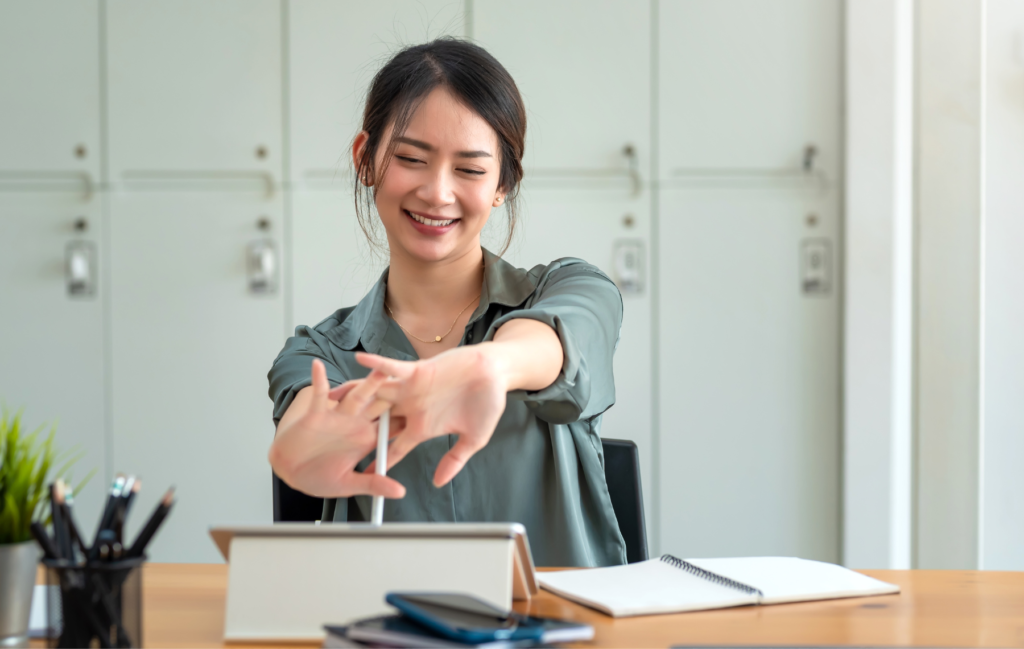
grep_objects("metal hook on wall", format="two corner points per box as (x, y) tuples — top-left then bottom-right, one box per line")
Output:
(622, 144), (641, 197)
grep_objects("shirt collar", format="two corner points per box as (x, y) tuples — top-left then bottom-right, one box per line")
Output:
(325, 248), (537, 352)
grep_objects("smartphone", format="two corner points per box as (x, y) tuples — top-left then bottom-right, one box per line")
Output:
(385, 593), (546, 644)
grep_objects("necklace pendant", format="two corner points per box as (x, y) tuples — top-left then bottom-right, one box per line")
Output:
(435, 336), (442, 342)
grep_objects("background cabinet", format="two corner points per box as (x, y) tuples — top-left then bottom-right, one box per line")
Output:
(473, 0), (654, 522)
(0, 194), (107, 534)
(109, 192), (284, 562)
(656, 0), (842, 560)
(0, 1), (101, 181)
(0, 0), (844, 563)
(0, 1), (106, 532)
(106, 0), (283, 181)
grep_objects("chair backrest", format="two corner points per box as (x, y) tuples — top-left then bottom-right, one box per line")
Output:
(272, 472), (323, 522)
(601, 438), (649, 563)
(273, 438), (649, 563)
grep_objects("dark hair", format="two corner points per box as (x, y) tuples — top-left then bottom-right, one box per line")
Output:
(354, 38), (526, 256)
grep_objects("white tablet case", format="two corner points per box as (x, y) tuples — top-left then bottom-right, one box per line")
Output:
(210, 523), (538, 642)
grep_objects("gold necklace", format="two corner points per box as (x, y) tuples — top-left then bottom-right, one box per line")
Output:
(385, 294), (480, 343)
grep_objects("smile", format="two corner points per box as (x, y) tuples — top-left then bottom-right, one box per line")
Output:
(404, 210), (459, 227)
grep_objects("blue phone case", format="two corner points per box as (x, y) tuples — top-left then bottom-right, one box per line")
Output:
(385, 593), (545, 644)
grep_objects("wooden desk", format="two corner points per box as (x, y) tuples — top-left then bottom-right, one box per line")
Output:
(44, 565), (1024, 647)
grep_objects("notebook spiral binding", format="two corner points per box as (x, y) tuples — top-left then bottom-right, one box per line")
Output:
(660, 555), (765, 598)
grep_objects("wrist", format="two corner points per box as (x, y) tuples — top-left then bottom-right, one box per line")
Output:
(473, 342), (515, 393)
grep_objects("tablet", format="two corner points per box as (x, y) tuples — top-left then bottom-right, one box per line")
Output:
(209, 522), (539, 598)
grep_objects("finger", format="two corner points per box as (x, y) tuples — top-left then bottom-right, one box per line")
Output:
(379, 420), (431, 471)
(355, 352), (416, 379)
(338, 473), (406, 499)
(364, 398), (392, 422)
(336, 369), (389, 417)
(327, 380), (362, 402)
(310, 359), (330, 412)
(433, 436), (486, 487)
(372, 378), (406, 403)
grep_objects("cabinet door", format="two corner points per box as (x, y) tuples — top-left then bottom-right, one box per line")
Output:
(288, 0), (465, 181)
(110, 193), (285, 562)
(472, 0), (650, 177)
(657, 0), (842, 561)
(106, 0), (282, 180)
(0, 194), (107, 530)
(658, 0), (840, 175)
(0, 1), (101, 182)
(658, 189), (840, 561)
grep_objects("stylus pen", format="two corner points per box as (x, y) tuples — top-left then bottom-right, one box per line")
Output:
(371, 409), (389, 525)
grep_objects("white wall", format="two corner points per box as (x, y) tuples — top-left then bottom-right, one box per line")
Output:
(915, 0), (984, 570)
(981, 0), (1024, 570)
(843, 0), (914, 569)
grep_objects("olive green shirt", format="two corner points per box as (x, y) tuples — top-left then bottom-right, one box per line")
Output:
(267, 249), (627, 567)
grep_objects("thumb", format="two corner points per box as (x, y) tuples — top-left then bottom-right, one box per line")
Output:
(432, 436), (485, 488)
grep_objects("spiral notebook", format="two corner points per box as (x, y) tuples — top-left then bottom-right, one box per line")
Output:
(538, 555), (900, 618)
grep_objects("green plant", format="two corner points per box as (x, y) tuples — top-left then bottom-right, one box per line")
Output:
(0, 409), (93, 544)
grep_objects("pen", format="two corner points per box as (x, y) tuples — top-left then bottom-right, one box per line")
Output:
(57, 480), (87, 561)
(114, 475), (138, 545)
(371, 409), (390, 526)
(126, 487), (175, 558)
(50, 482), (69, 560)
(89, 474), (126, 561)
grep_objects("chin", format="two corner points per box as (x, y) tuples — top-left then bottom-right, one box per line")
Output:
(396, 236), (468, 263)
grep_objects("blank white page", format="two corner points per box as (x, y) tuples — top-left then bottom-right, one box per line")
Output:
(687, 556), (900, 605)
(538, 558), (758, 617)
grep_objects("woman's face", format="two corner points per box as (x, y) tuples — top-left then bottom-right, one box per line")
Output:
(357, 87), (505, 264)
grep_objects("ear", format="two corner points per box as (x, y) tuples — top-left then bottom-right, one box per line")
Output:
(352, 131), (372, 186)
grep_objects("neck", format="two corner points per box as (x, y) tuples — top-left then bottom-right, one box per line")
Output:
(385, 244), (484, 316)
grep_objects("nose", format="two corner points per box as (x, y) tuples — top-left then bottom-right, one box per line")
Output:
(416, 166), (456, 208)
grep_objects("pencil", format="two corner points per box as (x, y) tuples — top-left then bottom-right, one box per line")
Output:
(31, 521), (59, 560)
(126, 487), (175, 558)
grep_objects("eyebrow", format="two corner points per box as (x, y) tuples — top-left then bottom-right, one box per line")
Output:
(395, 136), (493, 159)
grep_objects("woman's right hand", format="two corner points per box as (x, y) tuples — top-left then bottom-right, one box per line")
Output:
(268, 359), (406, 499)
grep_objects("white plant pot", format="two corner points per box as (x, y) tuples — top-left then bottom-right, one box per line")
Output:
(0, 541), (41, 649)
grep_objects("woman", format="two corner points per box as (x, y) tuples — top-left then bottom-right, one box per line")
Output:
(268, 38), (625, 567)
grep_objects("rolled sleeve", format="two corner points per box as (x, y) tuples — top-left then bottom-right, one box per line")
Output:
(267, 325), (349, 426)
(484, 262), (622, 424)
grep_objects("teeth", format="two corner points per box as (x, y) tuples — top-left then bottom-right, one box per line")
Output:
(407, 211), (456, 227)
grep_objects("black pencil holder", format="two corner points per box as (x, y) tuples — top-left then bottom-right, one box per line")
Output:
(42, 557), (144, 648)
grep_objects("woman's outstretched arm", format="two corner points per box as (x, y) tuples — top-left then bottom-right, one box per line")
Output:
(354, 317), (564, 487)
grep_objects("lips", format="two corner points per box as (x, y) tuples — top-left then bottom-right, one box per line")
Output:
(403, 209), (460, 235)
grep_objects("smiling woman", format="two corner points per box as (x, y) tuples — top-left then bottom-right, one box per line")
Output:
(266, 38), (627, 567)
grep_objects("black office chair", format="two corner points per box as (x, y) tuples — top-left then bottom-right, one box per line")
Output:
(272, 437), (649, 563)
(600, 438), (649, 563)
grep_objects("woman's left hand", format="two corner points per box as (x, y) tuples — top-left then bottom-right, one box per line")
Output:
(347, 347), (509, 487)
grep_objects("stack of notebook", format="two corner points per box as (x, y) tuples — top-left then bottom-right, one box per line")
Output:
(323, 616), (593, 649)
(538, 555), (900, 618)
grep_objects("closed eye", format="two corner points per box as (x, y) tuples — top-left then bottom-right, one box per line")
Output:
(458, 168), (486, 176)
(396, 155), (424, 164)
